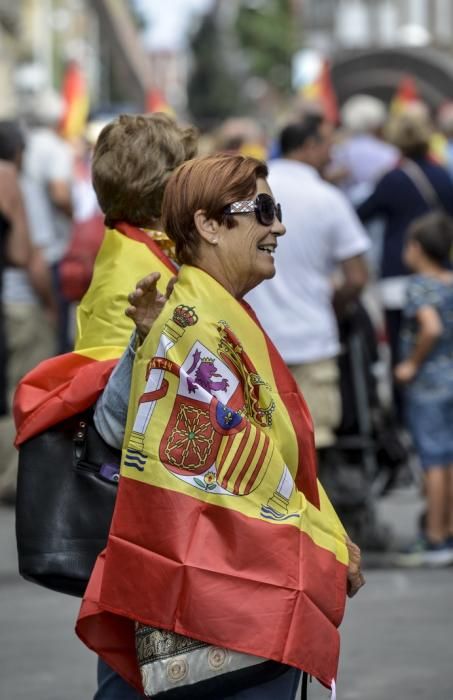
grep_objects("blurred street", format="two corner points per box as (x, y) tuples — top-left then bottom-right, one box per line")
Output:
(1, 486), (452, 700)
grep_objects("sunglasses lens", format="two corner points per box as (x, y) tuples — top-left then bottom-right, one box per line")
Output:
(256, 194), (277, 226)
(276, 203), (282, 222)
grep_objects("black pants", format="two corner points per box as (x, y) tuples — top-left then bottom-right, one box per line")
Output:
(385, 308), (403, 422)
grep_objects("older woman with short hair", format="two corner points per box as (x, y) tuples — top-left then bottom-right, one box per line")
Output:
(77, 153), (364, 700)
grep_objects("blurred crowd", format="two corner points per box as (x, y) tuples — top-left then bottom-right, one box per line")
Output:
(2, 89), (453, 567)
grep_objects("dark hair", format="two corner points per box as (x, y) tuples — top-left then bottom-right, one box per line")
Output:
(162, 153), (268, 264)
(279, 115), (324, 156)
(92, 113), (198, 228)
(0, 120), (25, 162)
(408, 211), (453, 265)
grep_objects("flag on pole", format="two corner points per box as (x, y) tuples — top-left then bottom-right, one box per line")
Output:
(61, 60), (90, 140)
(301, 59), (339, 124)
(14, 225), (176, 444)
(390, 75), (420, 115)
(146, 88), (174, 115)
(76, 265), (349, 692)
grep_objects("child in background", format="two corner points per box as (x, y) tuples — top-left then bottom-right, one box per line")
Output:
(395, 211), (453, 566)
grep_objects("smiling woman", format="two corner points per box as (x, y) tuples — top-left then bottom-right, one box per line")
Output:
(76, 154), (363, 700)
(161, 154), (285, 298)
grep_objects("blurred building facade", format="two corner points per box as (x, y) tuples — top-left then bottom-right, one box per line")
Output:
(0, 0), (153, 119)
(303, 0), (453, 51)
(300, 0), (453, 109)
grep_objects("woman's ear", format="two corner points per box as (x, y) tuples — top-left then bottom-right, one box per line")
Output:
(194, 210), (220, 245)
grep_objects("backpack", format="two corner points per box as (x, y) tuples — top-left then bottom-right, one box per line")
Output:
(59, 214), (105, 301)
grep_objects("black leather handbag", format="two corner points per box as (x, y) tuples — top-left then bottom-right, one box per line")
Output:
(15, 411), (120, 597)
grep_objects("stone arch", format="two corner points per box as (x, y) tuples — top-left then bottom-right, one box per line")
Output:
(331, 47), (453, 110)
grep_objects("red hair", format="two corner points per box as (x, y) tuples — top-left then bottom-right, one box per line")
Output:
(162, 153), (268, 263)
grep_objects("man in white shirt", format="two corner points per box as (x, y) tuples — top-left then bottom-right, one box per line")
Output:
(24, 91), (74, 353)
(0, 120), (56, 503)
(247, 115), (369, 449)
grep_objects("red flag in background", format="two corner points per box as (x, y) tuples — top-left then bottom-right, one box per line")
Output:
(301, 59), (339, 124)
(61, 60), (90, 139)
(390, 75), (420, 115)
(145, 88), (174, 115)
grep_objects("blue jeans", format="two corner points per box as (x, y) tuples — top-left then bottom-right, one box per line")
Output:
(95, 659), (301, 700)
(94, 659), (143, 700)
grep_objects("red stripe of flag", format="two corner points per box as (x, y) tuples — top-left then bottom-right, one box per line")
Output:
(77, 478), (346, 691)
(14, 353), (116, 445)
(233, 426), (261, 494)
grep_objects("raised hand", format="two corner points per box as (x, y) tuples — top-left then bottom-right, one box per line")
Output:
(125, 272), (177, 344)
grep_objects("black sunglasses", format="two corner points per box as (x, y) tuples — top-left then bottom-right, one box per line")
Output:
(224, 193), (282, 227)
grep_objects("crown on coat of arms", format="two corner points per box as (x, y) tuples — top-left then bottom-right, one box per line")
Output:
(172, 305), (198, 328)
(200, 357), (215, 364)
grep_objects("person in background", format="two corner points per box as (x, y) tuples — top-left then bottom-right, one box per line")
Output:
(357, 110), (453, 417)
(436, 101), (453, 180)
(0, 137), (32, 492)
(331, 95), (399, 278)
(0, 120), (56, 504)
(24, 90), (74, 353)
(332, 94), (399, 205)
(247, 115), (369, 454)
(58, 120), (106, 304)
(71, 119), (106, 224)
(214, 116), (268, 161)
(395, 212), (453, 566)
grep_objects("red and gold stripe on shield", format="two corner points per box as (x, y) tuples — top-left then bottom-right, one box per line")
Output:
(215, 424), (273, 495)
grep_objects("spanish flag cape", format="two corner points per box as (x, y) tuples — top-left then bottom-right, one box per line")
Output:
(76, 265), (348, 691)
(14, 224), (176, 445)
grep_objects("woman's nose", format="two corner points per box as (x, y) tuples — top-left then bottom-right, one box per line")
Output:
(272, 219), (286, 236)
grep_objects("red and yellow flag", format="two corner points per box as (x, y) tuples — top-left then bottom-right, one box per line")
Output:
(301, 59), (339, 124)
(14, 225), (176, 444)
(76, 265), (348, 691)
(60, 60), (90, 140)
(146, 88), (174, 116)
(390, 75), (419, 116)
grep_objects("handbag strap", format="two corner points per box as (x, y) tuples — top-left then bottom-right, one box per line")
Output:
(301, 671), (308, 700)
(400, 159), (444, 211)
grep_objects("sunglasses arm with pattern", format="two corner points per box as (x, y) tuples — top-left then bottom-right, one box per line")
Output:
(223, 193), (282, 226)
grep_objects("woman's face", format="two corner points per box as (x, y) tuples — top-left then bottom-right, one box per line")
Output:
(212, 177), (285, 298)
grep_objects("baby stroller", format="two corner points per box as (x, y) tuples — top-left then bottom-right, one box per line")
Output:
(318, 301), (409, 549)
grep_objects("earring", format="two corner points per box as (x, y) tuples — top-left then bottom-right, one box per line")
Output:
(211, 238), (218, 244)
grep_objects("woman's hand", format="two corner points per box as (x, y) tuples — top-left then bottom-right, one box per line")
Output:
(125, 273), (177, 344)
(345, 536), (365, 598)
(394, 359), (417, 384)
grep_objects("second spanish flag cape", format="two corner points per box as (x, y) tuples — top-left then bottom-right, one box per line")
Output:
(14, 224), (176, 445)
(76, 265), (349, 691)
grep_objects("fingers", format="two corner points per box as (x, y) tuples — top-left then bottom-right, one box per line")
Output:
(345, 535), (366, 598)
(165, 275), (177, 299)
(137, 272), (161, 290)
(347, 570), (366, 598)
(127, 272), (161, 306)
